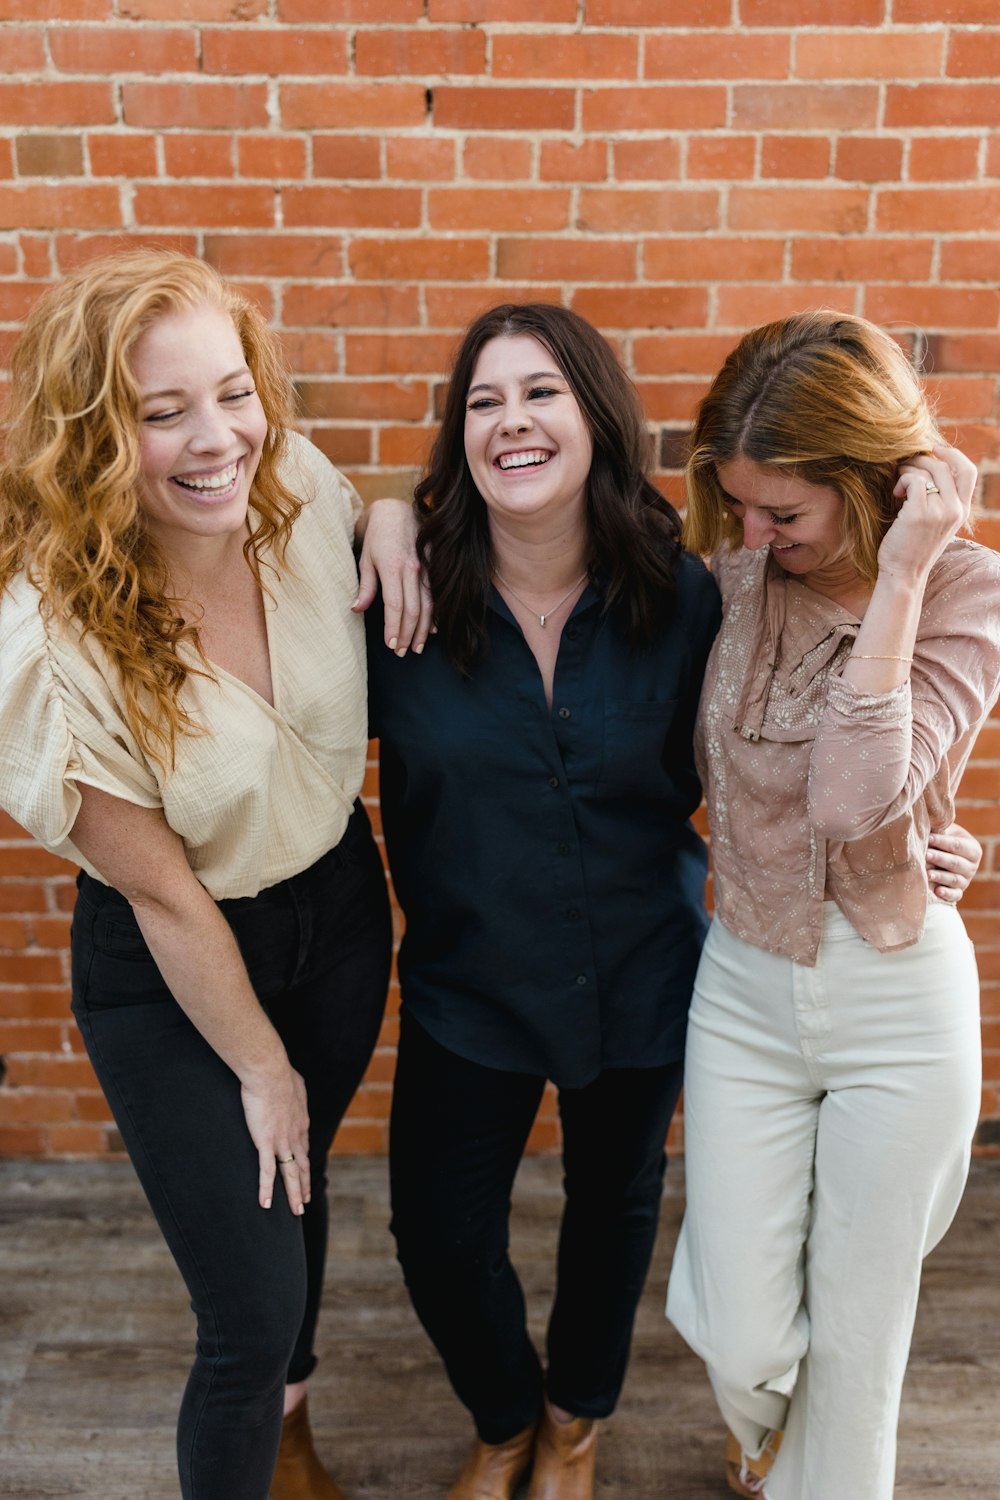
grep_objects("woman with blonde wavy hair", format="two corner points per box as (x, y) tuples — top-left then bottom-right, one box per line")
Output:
(0, 248), (428, 1500)
(665, 312), (1000, 1499)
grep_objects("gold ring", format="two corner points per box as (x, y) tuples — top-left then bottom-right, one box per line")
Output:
(924, 482), (940, 494)
(277, 1156), (295, 1164)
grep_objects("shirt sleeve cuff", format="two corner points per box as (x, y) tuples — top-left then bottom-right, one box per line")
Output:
(826, 673), (911, 722)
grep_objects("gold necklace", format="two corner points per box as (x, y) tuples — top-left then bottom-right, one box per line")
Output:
(493, 570), (588, 628)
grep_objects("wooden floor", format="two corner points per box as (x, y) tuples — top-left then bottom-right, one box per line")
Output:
(2, 1155), (999, 1499)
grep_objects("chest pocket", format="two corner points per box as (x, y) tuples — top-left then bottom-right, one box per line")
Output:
(598, 699), (678, 797)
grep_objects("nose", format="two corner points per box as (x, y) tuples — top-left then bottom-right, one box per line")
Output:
(188, 399), (234, 453)
(499, 400), (531, 436)
(740, 507), (775, 550)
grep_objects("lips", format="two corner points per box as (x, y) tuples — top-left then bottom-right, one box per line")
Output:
(496, 449), (552, 471)
(173, 460), (240, 496)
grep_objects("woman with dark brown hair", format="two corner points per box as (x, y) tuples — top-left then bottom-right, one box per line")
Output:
(367, 303), (723, 1500)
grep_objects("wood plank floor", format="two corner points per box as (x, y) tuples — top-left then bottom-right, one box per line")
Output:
(2, 1155), (999, 1498)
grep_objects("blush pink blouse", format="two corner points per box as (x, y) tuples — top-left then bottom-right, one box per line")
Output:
(697, 538), (1000, 965)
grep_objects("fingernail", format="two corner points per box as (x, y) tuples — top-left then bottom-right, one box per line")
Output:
(263, 1198), (272, 1210)
(414, 643), (424, 655)
(396, 647), (407, 658)
(297, 1203), (305, 1216)
(388, 637), (398, 650)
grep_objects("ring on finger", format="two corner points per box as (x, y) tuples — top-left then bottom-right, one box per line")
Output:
(277, 1155), (295, 1165)
(924, 481), (941, 494)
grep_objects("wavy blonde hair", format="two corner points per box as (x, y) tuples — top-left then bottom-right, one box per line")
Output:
(683, 311), (943, 581)
(0, 248), (299, 770)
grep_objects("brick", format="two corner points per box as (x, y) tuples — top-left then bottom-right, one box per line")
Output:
(686, 135), (756, 180)
(645, 32), (790, 80)
(205, 232), (344, 278)
(29, 915), (72, 949)
(497, 237), (635, 282)
(0, 1125), (45, 1154)
(896, 0), (1000, 20)
(926, 334), (1000, 373)
(0, 1021), (64, 1050)
(331, 1120), (386, 1153)
(162, 134), (235, 179)
(3, 25), (46, 69)
(386, 137), (455, 181)
(16, 235), (48, 274)
(76, 1092), (116, 1123)
(0, 952), (64, 984)
(760, 135), (832, 179)
(886, 84), (1000, 129)
(274, 331), (338, 373)
(7, 1055), (95, 1088)
(586, 0), (729, 19)
(345, 333), (459, 376)
(0, 180), (119, 231)
(123, 80), (268, 130)
(424, 285), (558, 326)
(428, 186), (569, 232)
(434, 86), (574, 132)
(47, 1123), (110, 1155)
(311, 136), (382, 181)
(733, 83), (878, 130)
(0, 0), (109, 17)
(87, 133), (158, 178)
(429, 0), (575, 16)
(539, 139), (607, 183)
(0, 281), (49, 320)
(463, 137), (534, 182)
(716, 284), (852, 328)
(877, 187), (1000, 233)
(634, 380), (711, 423)
(834, 136), (904, 183)
(0, 1091), (74, 1124)
(282, 283), (420, 328)
(924, 376), (997, 421)
(350, 236), (488, 281)
(570, 286), (708, 330)
(202, 28), (348, 76)
(796, 30), (943, 79)
(378, 425), (437, 468)
(0, 883), (47, 914)
(939, 241), (1000, 283)
(356, 29), (486, 77)
(613, 139), (682, 182)
(578, 188), (718, 234)
(308, 427), (373, 468)
(133, 184), (275, 229)
(0, 82), (115, 127)
(295, 380), (429, 422)
(0, 918), (28, 949)
(743, 0), (882, 19)
(49, 24), (197, 72)
(583, 86), (726, 133)
(281, 83), (427, 131)
(121, 0), (265, 13)
(236, 134), (307, 181)
(790, 237), (933, 283)
(283, 186), (420, 230)
(950, 28), (1000, 77)
(644, 237), (785, 282)
(907, 137), (981, 182)
(56, 233), (198, 272)
(632, 332), (742, 376)
(494, 33), (638, 81)
(0, 141), (12, 179)
(730, 186), (868, 232)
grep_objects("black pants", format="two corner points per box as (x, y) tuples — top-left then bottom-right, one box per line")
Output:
(70, 804), (392, 1500)
(389, 1011), (685, 1445)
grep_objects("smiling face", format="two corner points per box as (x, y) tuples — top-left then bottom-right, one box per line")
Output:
(130, 301), (268, 557)
(715, 454), (862, 594)
(463, 334), (594, 536)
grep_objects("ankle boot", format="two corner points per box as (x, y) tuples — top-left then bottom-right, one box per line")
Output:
(525, 1399), (597, 1500)
(270, 1396), (346, 1500)
(448, 1423), (536, 1500)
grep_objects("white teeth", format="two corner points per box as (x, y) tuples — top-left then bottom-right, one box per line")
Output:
(175, 463), (238, 492)
(497, 450), (550, 470)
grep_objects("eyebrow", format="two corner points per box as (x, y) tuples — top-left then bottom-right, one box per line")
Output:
(140, 366), (252, 402)
(467, 370), (565, 396)
(719, 486), (797, 515)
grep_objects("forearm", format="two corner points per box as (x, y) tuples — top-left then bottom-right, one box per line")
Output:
(840, 571), (926, 693)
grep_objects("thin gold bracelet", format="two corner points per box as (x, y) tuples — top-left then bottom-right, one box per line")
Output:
(850, 653), (913, 663)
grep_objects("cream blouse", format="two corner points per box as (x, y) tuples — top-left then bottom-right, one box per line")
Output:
(0, 431), (368, 899)
(699, 538), (1000, 965)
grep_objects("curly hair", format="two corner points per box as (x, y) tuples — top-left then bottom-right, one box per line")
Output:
(0, 248), (299, 770)
(416, 302), (682, 673)
(682, 311), (943, 581)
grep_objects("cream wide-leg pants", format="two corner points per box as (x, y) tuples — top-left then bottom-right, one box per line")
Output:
(666, 903), (981, 1500)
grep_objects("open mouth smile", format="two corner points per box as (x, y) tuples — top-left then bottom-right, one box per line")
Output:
(173, 461), (240, 496)
(496, 450), (552, 471)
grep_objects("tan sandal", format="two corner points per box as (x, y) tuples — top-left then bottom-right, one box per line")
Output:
(724, 1429), (782, 1498)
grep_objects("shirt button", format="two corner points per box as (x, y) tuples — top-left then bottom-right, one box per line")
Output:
(548, 776), (560, 789)
(575, 974), (587, 986)
(567, 908), (580, 922)
(558, 841), (571, 855)
(557, 706), (571, 720)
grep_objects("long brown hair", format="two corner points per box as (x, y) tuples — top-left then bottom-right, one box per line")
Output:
(683, 311), (942, 580)
(416, 302), (682, 672)
(0, 248), (299, 770)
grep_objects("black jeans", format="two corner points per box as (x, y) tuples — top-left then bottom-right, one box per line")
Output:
(389, 1011), (685, 1445)
(70, 804), (392, 1500)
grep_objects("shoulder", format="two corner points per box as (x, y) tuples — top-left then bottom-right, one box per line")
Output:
(280, 429), (362, 528)
(708, 542), (762, 605)
(674, 549), (723, 623)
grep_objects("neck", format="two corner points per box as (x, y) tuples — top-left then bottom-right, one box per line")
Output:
(153, 526), (252, 600)
(489, 520), (589, 595)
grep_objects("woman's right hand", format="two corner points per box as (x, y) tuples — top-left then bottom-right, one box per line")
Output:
(241, 1064), (312, 1215)
(881, 444), (976, 585)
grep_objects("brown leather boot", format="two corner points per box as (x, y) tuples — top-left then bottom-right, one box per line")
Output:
(447, 1423), (536, 1500)
(525, 1399), (597, 1500)
(270, 1396), (346, 1500)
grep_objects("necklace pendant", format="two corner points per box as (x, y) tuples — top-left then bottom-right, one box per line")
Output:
(539, 613), (547, 627)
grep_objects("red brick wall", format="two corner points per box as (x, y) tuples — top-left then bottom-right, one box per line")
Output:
(1, 2), (998, 1158)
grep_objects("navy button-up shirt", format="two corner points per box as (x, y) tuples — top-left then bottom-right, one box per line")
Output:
(367, 553), (722, 1088)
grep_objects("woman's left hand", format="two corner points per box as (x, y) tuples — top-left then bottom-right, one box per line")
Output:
(926, 821), (983, 903)
(353, 497), (434, 655)
(880, 444), (977, 585)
